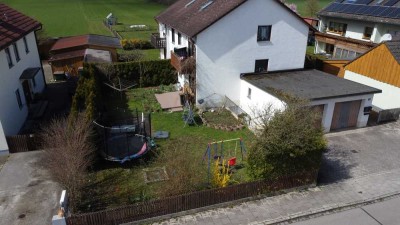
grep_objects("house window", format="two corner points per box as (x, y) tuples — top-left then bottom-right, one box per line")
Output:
(363, 27), (373, 39)
(257, 25), (272, 41)
(15, 89), (23, 109)
(32, 76), (36, 87)
(247, 88), (252, 99)
(334, 47), (361, 59)
(13, 43), (20, 62)
(23, 37), (29, 53)
(328, 22), (347, 35)
(5, 47), (13, 68)
(255, 59), (269, 73)
(178, 32), (182, 45)
(171, 28), (175, 43)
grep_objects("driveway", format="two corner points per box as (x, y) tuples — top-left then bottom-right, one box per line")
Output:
(0, 151), (61, 225)
(319, 121), (400, 184)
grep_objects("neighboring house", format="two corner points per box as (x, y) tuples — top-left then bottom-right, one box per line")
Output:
(49, 34), (121, 77)
(0, 3), (46, 154)
(315, 0), (400, 60)
(342, 40), (400, 122)
(153, 0), (381, 132)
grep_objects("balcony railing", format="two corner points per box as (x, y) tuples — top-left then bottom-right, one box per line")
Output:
(150, 33), (166, 48)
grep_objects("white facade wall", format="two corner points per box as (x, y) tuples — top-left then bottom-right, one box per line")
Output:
(310, 94), (374, 132)
(344, 70), (400, 110)
(195, 0), (308, 105)
(0, 31), (44, 135)
(239, 80), (285, 119)
(159, 23), (190, 60)
(0, 120), (9, 155)
(318, 16), (400, 45)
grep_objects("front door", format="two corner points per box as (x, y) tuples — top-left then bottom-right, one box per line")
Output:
(21, 80), (32, 105)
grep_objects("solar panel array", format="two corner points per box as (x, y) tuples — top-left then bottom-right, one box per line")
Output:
(323, 1), (400, 19)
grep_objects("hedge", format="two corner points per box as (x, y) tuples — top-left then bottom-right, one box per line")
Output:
(96, 60), (177, 88)
(121, 39), (153, 50)
(70, 64), (102, 121)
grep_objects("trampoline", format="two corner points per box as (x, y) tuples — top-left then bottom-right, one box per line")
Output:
(94, 112), (153, 163)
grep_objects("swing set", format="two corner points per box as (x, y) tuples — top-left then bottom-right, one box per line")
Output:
(202, 138), (247, 182)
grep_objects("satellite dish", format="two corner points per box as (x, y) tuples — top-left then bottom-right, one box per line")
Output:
(381, 33), (392, 42)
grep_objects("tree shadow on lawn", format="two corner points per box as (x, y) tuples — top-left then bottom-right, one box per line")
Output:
(317, 144), (358, 185)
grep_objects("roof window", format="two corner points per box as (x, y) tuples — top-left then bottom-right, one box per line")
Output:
(199, 0), (214, 11)
(185, 0), (196, 8)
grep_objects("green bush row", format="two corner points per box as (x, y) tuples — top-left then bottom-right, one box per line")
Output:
(96, 60), (177, 88)
(121, 39), (153, 50)
(70, 64), (102, 121)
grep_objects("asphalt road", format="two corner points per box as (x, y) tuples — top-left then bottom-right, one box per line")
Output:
(292, 196), (400, 225)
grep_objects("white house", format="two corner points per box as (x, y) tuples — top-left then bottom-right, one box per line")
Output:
(0, 4), (46, 155)
(153, 0), (381, 132)
(315, 0), (400, 59)
(342, 40), (400, 122)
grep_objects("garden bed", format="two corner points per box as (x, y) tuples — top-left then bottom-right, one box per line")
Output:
(200, 109), (245, 131)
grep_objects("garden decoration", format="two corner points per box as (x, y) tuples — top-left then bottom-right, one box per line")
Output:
(182, 100), (197, 127)
(203, 138), (247, 183)
(93, 110), (154, 164)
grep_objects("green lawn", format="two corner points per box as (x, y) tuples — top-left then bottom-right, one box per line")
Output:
(2, 0), (166, 37)
(79, 86), (255, 212)
(286, 0), (332, 17)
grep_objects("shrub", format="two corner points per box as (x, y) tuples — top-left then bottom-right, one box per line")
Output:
(39, 114), (95, 211)
(70, 64), (102, 121)
(95, 60), (177, 88)
(121, 39), (154, 50)
(247, 100), (326, 180)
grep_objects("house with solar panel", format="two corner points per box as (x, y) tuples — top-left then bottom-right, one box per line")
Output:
(152, 0), (382, 132)
(315, 0), (400, 60)
(0, 4), (46, 155)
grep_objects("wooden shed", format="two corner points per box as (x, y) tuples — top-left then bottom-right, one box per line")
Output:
(49, 34), (121, 77)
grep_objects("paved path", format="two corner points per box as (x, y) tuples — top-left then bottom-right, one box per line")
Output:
(0, 151), (61, 225)
(292, 196), (400, 225)
(153, 121), (400, 225)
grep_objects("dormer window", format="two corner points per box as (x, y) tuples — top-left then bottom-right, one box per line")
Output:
(257, 25), (272, 42)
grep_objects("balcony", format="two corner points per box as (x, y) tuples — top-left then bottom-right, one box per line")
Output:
(171, 49), (187, 72)
(150, 33), (166, 48)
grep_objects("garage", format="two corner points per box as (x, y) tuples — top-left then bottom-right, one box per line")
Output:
(330, 100), (361, 130)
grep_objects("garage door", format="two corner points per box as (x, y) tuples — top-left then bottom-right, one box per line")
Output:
(331, 100), (361, 130)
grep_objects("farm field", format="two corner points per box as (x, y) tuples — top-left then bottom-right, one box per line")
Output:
(1, 0), (166, 37)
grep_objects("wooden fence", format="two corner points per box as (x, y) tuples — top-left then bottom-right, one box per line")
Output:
(66, 171), (317, 225)
(6, 134), (39, 153)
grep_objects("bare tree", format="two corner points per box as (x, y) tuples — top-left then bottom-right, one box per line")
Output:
(306, 0), (319, 17)
(39, 114), (95, 211)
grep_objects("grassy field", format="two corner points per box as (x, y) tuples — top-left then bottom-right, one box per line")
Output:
(286, 0), (331, 17)
(1, 0), (166, 37)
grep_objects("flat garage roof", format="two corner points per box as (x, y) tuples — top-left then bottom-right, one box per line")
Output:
(241, 69), (382, 101)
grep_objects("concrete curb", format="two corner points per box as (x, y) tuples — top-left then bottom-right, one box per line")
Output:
(256, 191), (400, 225)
